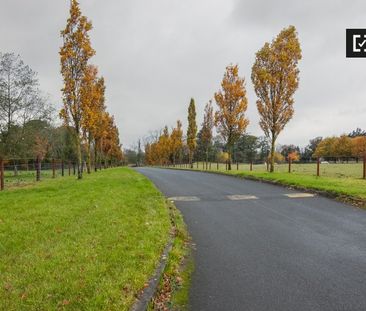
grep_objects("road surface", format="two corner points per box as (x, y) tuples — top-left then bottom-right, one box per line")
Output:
(136, 167), (366, 311)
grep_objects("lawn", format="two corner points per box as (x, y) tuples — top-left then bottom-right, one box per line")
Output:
(172, 162), (366, 202)
(190, 162), (365, 179)
(3, 167), (73, 189)
(0, 167), (172, 310)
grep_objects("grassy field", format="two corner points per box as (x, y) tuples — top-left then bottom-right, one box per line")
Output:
(3, 169), (73, 189)
(172, 162), (366, 202)
(0, 167), (172, 310)
(188, 162), (366, 179)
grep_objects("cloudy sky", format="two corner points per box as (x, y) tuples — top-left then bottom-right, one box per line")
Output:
(1, 0), (365, 148)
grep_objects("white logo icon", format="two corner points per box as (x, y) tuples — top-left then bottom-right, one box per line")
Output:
(353, 34), (366, 52)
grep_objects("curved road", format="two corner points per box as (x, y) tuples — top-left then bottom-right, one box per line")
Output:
(136, 167), (366, 311)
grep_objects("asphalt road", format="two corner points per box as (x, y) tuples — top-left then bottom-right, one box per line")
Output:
(136, 167), (366, 311)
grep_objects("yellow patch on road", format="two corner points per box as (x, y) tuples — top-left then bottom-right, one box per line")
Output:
(168, 196), (200, 202)
(284, 193), (315, 198)
(227, 195), (258, 200)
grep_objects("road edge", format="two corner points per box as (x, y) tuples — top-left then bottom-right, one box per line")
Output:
(131, 200), (193, 311)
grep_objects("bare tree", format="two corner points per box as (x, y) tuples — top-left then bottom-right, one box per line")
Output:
(0, 52), (53, 157)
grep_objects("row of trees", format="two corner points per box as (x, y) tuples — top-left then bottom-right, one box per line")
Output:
(313, 135), (366, 159)
(144, 26), (302, 171)
(59, 0), (122, 179)
(0, 0), (123, 178)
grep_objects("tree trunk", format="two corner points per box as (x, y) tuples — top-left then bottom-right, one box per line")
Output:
(75, 135), (82, 179)
(189, 150), (193, 169)
(94, 139), (98, 172)
(86, 134), (91, 174)
(206, 147), (209, 170)
(227, 145), (232, 170)
(270, 133), (275, 173)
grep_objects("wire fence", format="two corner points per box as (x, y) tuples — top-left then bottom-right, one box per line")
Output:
(164, 156), (366, 179)
(0, 158), (122, 191)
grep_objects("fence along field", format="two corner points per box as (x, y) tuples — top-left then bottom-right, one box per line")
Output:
(0, 157), (123, 191)
(168, 155), (366, 180)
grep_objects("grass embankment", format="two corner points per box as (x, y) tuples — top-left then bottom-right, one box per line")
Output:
(0, 167), (173, 310)
(149, 202), (193, 311)
(171, 163), (366, 204)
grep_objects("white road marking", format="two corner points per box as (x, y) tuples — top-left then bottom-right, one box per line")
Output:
(227, 195), (258, 200)
(168, 196), (200, 202)
(284, 193), (315, 198)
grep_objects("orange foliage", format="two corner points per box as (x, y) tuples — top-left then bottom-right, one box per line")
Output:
(252, 26), (302, 172)
(214, 64), (249, 169)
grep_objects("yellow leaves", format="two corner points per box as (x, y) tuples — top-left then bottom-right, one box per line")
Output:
(352, 136), (366, 157)
(214, 64), (249, 149)
(170, 120), (183, 158)
(252, 26), (301, 142)
(314, 135), (366, 158)
(59, 0), (122, 164)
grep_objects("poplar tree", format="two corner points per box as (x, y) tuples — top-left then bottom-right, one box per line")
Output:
(170, 120), (183, 166)
(214, 65), (249, 170)
(251, 26), (302, 172)
(187, 98), (197, 168)
(201, 101), (214, 166)
(60, 0), (95, 179)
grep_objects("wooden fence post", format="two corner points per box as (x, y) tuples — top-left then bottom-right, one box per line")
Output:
(0, 158), (4, 191)
(36, 157), (41, 181)
(317, 157), (320, 177)
(68, 161), (71, 176)
(237, 162), (239, 170)
(363, 154), (366, 179)
(250, 161), (253, 171)
(288, 157), (292, 173)
(61, 161), (64, 177)
(217, 162), (219, 170)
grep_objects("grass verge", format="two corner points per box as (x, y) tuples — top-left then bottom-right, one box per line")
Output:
(148, 202), (193, 311)
(0, 167), (172, 310)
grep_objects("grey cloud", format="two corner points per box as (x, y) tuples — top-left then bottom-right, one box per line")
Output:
(1, 0), (365, 148)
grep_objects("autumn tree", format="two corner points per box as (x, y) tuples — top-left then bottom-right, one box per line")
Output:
(313, 137), (338, 158)
(200, 101), (214, 167)
(288, 151), (300, 162)
(170, 120), (183, 166)
(214, 64), (249, 170)
(352, 136), (366, 158)
(159, 126), (171, 165)
(251, 25), (302, 172)
(333, 135), (353, 159)
(80, 65), (105, 173)
(187, 98), (197, 168)
(60, 0), (95, 179)
(101, 114), (123, 166)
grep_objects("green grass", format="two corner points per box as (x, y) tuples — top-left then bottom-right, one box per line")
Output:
(189, 162), (365, 179)
(0, 167), (171, 310)
(4, 169), (67, 188)
(171, 162), (366, 203)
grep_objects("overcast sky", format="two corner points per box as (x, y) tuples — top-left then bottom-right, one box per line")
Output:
(1, 0), (366, 148)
